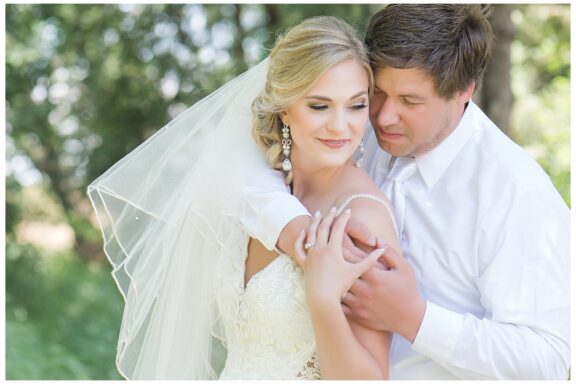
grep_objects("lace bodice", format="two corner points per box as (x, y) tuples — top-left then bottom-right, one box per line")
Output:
(215, 193), (393, 379)
(217, 247), (320, 379)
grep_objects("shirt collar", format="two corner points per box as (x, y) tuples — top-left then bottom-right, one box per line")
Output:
(415, 101), (481, 188)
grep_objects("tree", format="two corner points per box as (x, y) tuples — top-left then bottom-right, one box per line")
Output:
(478, 4), (515, 135)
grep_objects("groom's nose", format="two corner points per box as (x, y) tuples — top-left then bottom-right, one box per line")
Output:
(372, 97), (400, 128)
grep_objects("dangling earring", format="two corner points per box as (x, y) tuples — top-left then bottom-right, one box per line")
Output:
(355, 139), (365, 168)
(281, 122), (292, 172)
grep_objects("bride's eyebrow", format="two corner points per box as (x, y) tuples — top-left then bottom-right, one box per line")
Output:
(304, 91), (368, 101)
(304, 95), (331, 101)
(349, 91), (368, 99)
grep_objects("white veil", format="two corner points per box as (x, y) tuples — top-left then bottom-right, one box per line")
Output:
(87, 58), (270, 379)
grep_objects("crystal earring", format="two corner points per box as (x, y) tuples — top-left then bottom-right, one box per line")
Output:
(281, 122), (292, 172)
(355, 139), (365, 168)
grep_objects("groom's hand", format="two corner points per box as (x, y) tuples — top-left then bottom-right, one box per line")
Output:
(342, 241), (426, 343)
(342, 218), (375, 262)
(343, 218), (389, 270)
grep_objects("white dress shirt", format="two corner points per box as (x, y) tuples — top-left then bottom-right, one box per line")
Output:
(240, 101), (570, 379)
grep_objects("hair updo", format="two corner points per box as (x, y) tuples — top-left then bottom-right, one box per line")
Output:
(252, 16), (373, 184)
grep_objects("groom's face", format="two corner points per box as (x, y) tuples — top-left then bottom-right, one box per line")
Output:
(369, 67), (469, 157)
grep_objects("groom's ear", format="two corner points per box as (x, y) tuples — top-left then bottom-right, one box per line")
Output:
(457, 82), (476, 104)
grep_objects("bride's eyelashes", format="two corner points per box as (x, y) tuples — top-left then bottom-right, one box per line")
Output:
(351, 103), (368, 110)
(307, 103), (368, 111)
(308, 104), (329, 111)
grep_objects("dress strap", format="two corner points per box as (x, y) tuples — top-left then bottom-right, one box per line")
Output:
(336, 193), (399, 236)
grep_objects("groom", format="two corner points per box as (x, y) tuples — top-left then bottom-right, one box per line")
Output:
(241, 4), (570, 379)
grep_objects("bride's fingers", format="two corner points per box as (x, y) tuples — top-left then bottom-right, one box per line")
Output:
(316, 207), (337, 246)
(293, 230), (307, 268)
(328, 208), (351, 247)
(352, 247), (386, 279)
(306, 211), (322, 249)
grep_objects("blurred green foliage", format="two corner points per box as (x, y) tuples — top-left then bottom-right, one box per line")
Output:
(6, 242), (123, 379)
(5, 3), (570, 380)
(5, 177), (23, 234)
(510, 4), (570, 205)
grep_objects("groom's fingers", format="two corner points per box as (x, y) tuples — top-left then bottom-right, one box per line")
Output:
(341, 303), (352, 317)
(340, 288), (355, 308)
(353, 247), (386, 277)
(342, 234), (367, 262)
(346, 218), (376, 248)
(341, 289), (361, 318)
(378, 244), (403, 270)
(348, 274), (371, 297)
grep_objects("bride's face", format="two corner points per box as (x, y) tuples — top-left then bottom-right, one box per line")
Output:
(282, 59), (369, 172)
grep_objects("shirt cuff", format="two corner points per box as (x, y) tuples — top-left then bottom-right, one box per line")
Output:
(257, 193), (311, 251)
(411, 301), (465, 365)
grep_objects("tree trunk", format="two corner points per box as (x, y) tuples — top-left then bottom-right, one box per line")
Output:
(232, 4), (247, 72)
(476, 4), (515, 136)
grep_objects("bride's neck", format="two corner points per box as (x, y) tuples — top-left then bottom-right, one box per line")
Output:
(290, 160), (350, 203)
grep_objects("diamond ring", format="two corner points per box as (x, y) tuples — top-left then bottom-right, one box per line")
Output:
(304, 242), (315, 250)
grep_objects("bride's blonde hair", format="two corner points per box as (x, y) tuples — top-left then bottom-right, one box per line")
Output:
(252, 16), (373, 184)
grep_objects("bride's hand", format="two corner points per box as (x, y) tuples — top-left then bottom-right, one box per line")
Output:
(294, 207), (385, 310)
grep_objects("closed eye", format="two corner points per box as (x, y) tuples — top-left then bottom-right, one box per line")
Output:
(308, 104), (328, 111)
(401, 97), (423, 106)
(351, 103), (368, 110)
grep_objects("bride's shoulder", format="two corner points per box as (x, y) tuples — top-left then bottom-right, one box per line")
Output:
(339, 166), (388, 204)
(336, 167), (400, 250)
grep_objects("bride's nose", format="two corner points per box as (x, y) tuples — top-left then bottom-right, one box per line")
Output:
(326, 109), (347, 134)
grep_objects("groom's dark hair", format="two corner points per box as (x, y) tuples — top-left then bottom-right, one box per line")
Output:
(365, 4), (494, 99)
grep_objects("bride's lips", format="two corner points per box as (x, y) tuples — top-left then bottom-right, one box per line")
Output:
(378, 128), (404, 141)
(317, 138), (351, 149)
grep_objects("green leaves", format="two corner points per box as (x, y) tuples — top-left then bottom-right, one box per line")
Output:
(6, 244), (124, 379)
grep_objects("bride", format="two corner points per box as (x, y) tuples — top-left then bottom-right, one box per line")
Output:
(88, 16), (400, 379)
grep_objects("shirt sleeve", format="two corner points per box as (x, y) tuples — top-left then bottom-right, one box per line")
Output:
(412, 187), (571, 379)
(240, 166), (310, 251)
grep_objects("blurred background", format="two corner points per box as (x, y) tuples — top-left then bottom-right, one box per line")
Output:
(5, 4), (570, 379)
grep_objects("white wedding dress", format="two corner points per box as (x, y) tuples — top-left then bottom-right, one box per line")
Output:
(215, 194), (394, 379)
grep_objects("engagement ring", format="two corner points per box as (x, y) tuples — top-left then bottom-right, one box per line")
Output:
(304, 242), (315, 250)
